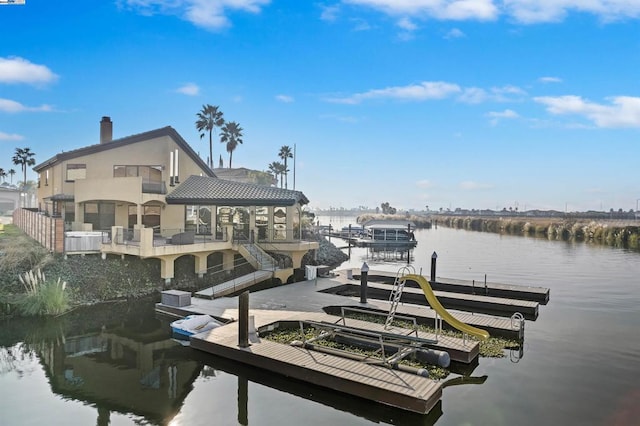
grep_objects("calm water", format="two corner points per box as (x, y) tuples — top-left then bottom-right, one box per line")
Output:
(2, 217), (639, 425)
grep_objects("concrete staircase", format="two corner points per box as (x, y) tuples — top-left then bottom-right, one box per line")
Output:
(239, 243), (278, 271)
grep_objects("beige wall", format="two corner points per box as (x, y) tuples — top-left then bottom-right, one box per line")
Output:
(36, 133), (209, 230)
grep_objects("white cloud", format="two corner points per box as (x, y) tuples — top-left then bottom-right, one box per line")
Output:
(397, 17), (418, 31)
(459, 87), (488, 104)
(327, 81), (461, 104)
(539, 76), (562, 83)
(486, 108), (519, 125)
(458, 85), (526, 104)
(535, 95), (640, 128)
(487, 109), (519, 119)
(459, 180), (493, 190)
(120, 0), (270, 30)
(503, 0), (640, 24)
(0, 98), (53, 113)
(0, 131), (24, 141)
(444, 27), (466, 38)
(0, 57), (58, 85)
(275, 94), (294, 103)
(320, 4), (340, 21)
(176, 82), (200, 96)
(344, 0), (640, 24)
(344, 0), (498, 21)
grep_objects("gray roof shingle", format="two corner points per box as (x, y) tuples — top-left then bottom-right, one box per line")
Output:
(166, 175), (309, 206)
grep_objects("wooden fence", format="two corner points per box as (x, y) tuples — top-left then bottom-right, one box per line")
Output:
(12, 208), (64, 253)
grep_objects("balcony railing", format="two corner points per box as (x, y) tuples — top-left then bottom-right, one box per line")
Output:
(142, 181), (167, 194)
(154, 228), (229, 247)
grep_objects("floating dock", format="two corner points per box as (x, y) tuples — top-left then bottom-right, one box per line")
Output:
(156, 268), (548, 415)
(190, 311), (446, 414)
(353, 270), (550, 304)
(324, 281), (539, 320)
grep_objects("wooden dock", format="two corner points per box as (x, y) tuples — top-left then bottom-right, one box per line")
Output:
(326, 281), (539, 320)
(190, 310), (443, 414)
(156, 267), (546, 415)
(355, 270), (550, 304)
(323, 302), (523, 340)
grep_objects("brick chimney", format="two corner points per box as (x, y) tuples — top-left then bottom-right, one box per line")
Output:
(100, 116), (112, 144)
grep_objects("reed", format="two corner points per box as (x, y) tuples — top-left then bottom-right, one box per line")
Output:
(15, 269), (69, 317)
(434, 215), (640, 250)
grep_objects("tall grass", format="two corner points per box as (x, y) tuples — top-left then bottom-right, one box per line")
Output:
(16, 269), (69, 316)
(435, 216), (640, 250)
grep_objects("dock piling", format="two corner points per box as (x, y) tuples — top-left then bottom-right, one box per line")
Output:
(360, 262), (369, 304)
(239, 291), (250, 348)
(430, 252), (438, 282)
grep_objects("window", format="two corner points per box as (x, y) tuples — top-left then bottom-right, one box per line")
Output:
(66, 164), (86, 181)
(114, 165), (163, 192)
(256, 207), (268, 240)
(84, 202), (114, 231)
(273, 206), (287, 240)
(114, 165), (162, 181)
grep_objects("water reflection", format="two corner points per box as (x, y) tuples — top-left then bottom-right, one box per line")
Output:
(1, 299), (449, 425)
(0, 300), (203, 425)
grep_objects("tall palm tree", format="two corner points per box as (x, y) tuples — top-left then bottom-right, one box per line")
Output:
(8, 169), (16, 184)
(195, 104), (224, 168)
(220, 121), (243, 168)
(12, 147), (36, 191)
(278, 145), (293, 189)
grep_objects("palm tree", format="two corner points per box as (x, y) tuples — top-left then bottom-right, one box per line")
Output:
(268, 161), (283, 187)
(195, 104), (224, 168)
(12, 147), (36, 191)
(220, 121), (243, 168)
(0, 168), (5, 183)
(8, 169), (15, 184)
(278, 145), (293, 189)
(277, 163), (288, 188)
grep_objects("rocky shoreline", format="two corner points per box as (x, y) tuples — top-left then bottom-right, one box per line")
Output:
(303, 234), (349, 269)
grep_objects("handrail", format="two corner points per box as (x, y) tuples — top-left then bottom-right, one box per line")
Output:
(296, 319), (438, 366)
(339, 306), (419, 338)
(241, 243), (278, 271)
(385, 265), (416, 329)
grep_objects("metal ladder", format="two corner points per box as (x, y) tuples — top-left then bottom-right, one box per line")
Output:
(384, 266), (415, 329)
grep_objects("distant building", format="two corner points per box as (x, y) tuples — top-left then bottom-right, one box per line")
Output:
(0, 186), (20, 215)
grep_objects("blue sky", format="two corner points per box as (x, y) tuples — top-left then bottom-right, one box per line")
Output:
(1, 1), (639, 212)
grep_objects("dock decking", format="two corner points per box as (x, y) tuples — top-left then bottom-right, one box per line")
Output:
(325, 281), (539, 320)
(354, 270), (550, 304)
(190, 310), (443, 414)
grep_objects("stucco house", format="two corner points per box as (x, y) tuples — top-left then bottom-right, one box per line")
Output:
(31, 117), (318, 284)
